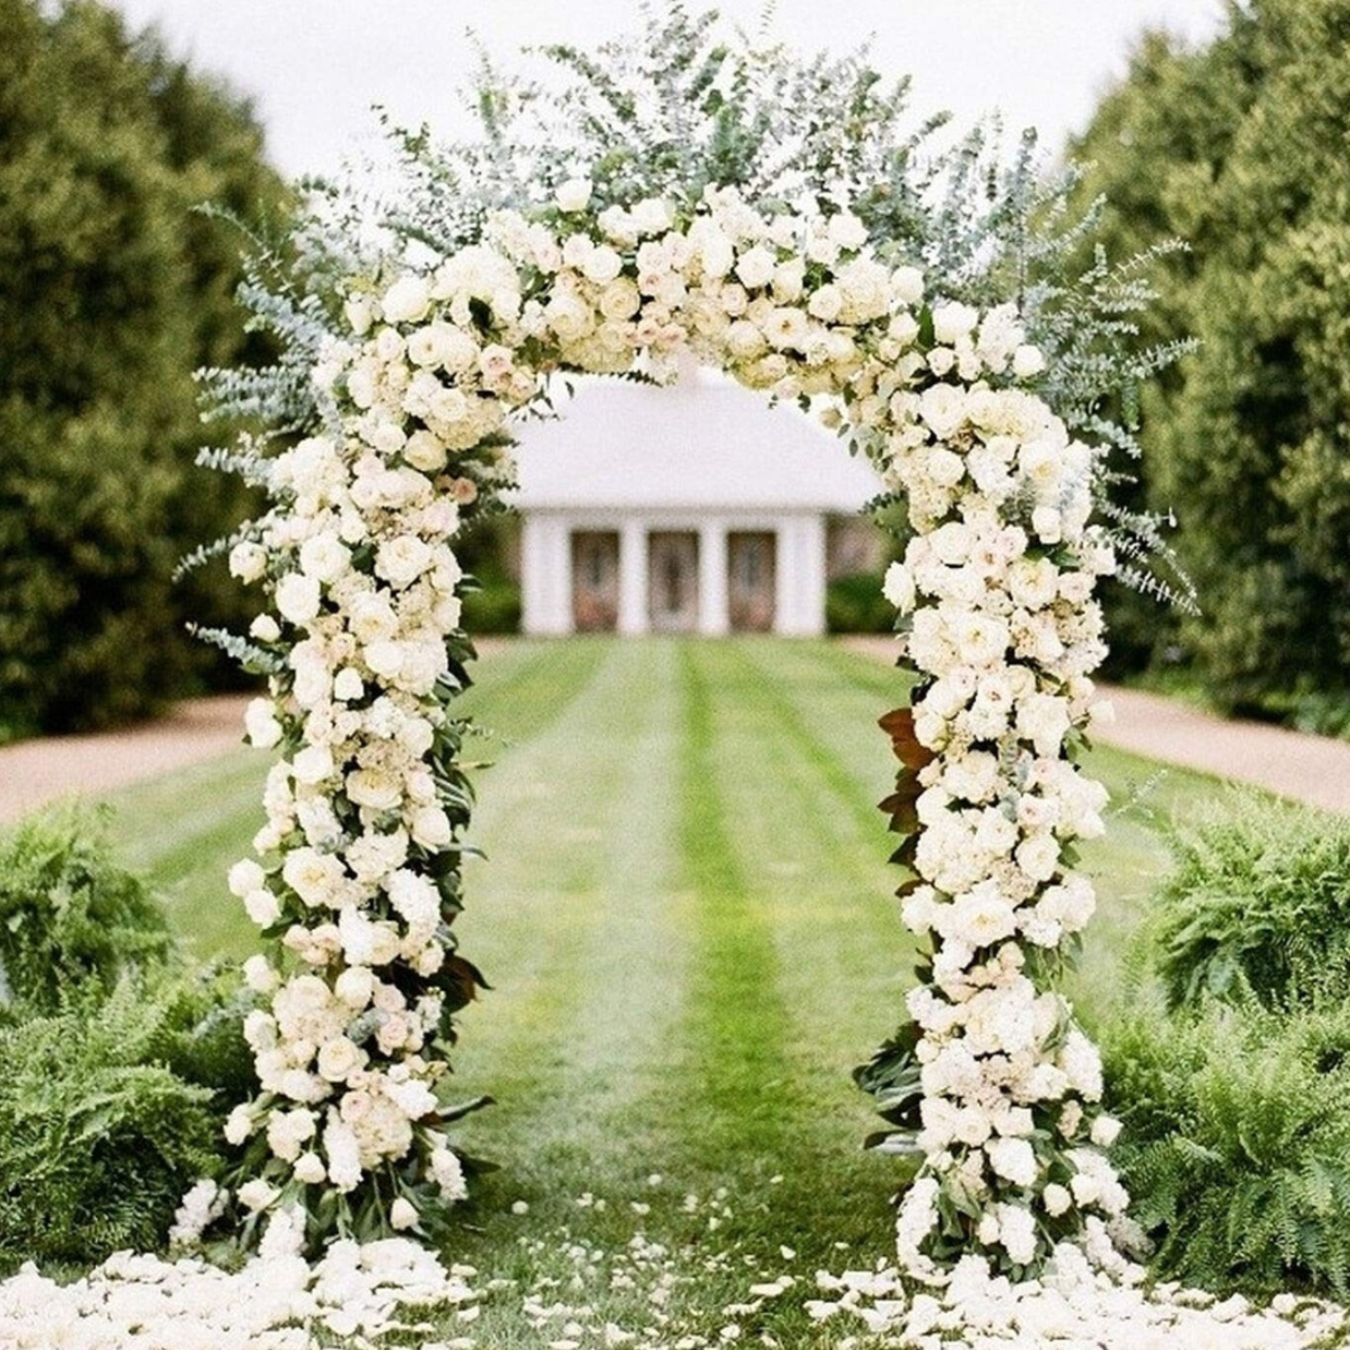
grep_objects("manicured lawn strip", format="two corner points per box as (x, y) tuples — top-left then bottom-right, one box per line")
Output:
(427, 640), (714, 1343)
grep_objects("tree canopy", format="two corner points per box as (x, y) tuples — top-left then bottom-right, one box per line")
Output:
(1074, 0), (1350, 724)
(0, 0), (286, 734)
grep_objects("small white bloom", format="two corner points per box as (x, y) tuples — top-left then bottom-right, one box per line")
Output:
(382, 275), (431, 324)
(244, 697), (282, 749)
(555, 177), (593, 213)
(276, 572), (322, 625)
(390, 1196), (420, 1230)
(1012, 343), (1047, 378)
(237, 1179), (279, 1213)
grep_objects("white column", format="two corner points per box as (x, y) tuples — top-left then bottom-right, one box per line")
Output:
(698, 521), (729, 635)
(523, 516), (572, 635)
(797, 514), (828, 636)
(773, 517), (794, 635)
(774, 516), (826, 636)
(618, 518), (649, 635)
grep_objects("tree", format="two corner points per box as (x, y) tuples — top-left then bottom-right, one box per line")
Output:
(0, 0), (286, 734)
(1072, 0), (1350, 719)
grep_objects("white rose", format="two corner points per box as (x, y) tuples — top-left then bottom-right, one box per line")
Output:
(250, 614), (281, 643)
(1031, 506), (1063, 544)
(734, 245), (776, 290)
(1015, 833), (1060, 882)
(382, 275), (431, 324)
(1042, 1183), (1072, 1217)
(244, 887), (281, 927)
(335, 965), (376, 1011)
(827, 210), (868, 251)
(410, 804), (452, 848)
(229, 541), (267, 584)
(276, 573), (322, 625)
(228, 858), (267, 899)
(237, 1179), (279, 1213)
(390, 1197), (419, 1231)
(581, 245), (623, 285)
(333, 668), (364, 702)
(807, 283), (843, 322)
(882, 562), (916, 615)
(242, 954), (278, 994)
(294, 1151), (327, 1185)
(1012, 344), (1047, 378)
(224, 1104), (255, 1145)
(1091, 1115), (1122, 1148)
(890, 265), (924, 306)
(244, 697), (282, 749)
(986, 1137), (1039, 1188)
(403, 429), (448, 473)
(555, 177), (593, 213)
(317, 1037), (363, 1083)
(375, 535), (433, 588)
(292, 744), (335, 786)
(299, 533), (350, 584)
(598, 277), (641, 320)
(932, 301), (979, 345)
(343, 295), (374, 335)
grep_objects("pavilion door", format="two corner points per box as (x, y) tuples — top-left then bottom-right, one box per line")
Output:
(727, 531), (777, 632)
(571, 530), (620, 632)
(647, 531), (700, 632)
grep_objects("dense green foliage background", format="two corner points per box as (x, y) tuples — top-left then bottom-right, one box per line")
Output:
(1076, 0), (1350, 725)
(0, 0), (284, 736)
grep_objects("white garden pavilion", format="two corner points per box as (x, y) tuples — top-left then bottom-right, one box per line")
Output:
(512, 363), (883, 637)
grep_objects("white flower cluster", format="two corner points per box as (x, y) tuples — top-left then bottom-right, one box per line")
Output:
(223, 172), (1120, 1264)
(0, 1210), (480, 1349)
(808, 1240), (1349, 1348)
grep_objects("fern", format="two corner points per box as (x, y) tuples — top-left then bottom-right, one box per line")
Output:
(1103, 998), (1350, 1297)
(1153, 796), (1350, 1011)
(0, 813), (250, 1270)
(0, 808), (171, 1013)
(0, 973), (247, 1272)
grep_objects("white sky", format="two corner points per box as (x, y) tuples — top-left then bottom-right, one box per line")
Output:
(107, 0), (1228, 179)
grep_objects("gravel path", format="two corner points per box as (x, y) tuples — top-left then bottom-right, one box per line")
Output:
(845, 635), (1350, 814)
(0, 695), (252, 824)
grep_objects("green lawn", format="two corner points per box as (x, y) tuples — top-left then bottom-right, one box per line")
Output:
(105, 638), (1226, 1344)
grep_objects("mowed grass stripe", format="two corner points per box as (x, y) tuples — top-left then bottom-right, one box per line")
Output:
(666, 642), (900, 1268)
(452, 640), (693, 1209)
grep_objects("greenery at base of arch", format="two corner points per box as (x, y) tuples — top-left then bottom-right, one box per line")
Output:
(190, 5), (1189, 1279)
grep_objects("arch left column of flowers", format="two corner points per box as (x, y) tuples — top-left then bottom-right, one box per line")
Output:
(215, 177), (1124, 1279)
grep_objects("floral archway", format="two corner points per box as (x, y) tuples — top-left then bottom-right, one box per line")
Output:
(197, 11), (1172, 1285)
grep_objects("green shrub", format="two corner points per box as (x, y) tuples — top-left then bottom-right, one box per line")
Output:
(0, 972), (249, 1271)
(0, 809), (249, 1268)
(826, 572), (893, 634)
(1074, 2), (1350, 714)
(1153, 798), (1350, 1010)
(1103, 998), (1350, 1297)
(0, 807), (171, 1012)
(462, 576), (522, 635)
